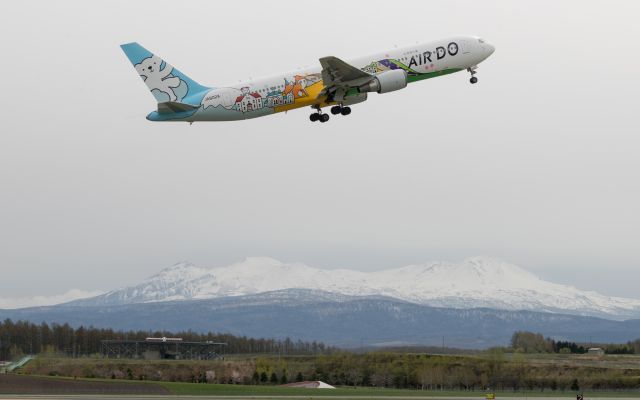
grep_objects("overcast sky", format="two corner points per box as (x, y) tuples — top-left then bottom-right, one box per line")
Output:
(1, 0), (639, 306)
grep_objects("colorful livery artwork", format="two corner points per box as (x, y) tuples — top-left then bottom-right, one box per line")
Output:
(121, 36), (494, 123)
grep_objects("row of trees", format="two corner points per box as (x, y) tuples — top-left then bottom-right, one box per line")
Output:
(250, 352), (640, 390)
(0, 319), (335, 360)
(510, 331), (640, 354)
(23, 350), (640, 390)
(150, 350), (640, 389)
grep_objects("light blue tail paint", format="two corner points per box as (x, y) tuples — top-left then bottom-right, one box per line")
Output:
(120, 42), (211, 108)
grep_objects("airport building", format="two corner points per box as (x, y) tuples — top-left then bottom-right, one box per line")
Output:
(101, 337), (227, 360)
(587, 347), (605, 356)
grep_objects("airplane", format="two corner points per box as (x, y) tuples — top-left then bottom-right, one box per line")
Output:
(121, 36), (495, 123)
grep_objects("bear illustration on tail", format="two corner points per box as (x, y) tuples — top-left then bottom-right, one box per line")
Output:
(135, 55), (187, 102)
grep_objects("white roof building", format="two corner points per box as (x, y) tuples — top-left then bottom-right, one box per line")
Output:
(282, 381), (335, 389)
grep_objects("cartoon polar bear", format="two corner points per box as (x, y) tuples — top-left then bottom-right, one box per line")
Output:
(135, 55), (183, 102)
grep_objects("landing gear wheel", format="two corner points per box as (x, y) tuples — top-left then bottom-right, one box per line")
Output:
(310, 113), (320, 122)
(320, 113), (330, 123)
(467, 67), (478, 85)
(340, 106), (352, 116)
(330, 106), (342, 115)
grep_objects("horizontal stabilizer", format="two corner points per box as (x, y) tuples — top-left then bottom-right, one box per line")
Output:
(157, 101), (200, 114)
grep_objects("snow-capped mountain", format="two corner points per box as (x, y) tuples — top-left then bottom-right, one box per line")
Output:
(68, 257), (640, 320)
(8, 290), (640, 348)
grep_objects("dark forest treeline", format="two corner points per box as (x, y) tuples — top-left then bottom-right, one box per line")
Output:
(0, 319), (335, 360)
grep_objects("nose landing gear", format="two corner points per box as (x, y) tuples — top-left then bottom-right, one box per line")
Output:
(467, 67), (478, 84)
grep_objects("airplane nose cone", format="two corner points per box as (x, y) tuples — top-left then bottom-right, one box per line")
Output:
(485, 43), (495, 56)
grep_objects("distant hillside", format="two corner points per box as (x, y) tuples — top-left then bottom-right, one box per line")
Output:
(3, 289), (640, 348)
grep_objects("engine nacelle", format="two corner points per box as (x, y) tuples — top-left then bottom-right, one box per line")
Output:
(358, 69), (408, 94)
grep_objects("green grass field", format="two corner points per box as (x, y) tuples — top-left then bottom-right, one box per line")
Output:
(157, 382), (640, 397)
(8, 374), (640, 397)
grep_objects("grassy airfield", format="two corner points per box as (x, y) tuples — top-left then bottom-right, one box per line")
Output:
(158, 382), (640, 397)
(3, 374), (640, 397)
(7, 353), (640, 397)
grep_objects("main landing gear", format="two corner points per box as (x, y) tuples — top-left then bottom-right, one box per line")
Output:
(330, 105), (351, 116)
(309, 112), (329, 123)
(309, 105), (352, 122)
(467, 67), (478, 84)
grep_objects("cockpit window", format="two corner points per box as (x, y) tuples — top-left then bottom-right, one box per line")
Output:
(478, 38), (485, 43)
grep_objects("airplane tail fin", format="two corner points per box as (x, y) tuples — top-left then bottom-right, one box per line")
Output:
(120, 42), (210, 104)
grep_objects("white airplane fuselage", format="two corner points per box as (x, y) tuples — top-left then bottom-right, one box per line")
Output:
(122, 36), (495, 123)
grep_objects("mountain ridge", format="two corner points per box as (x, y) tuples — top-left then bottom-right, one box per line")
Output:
(65, 256), (640, 320)
(5, 289), (640, 348)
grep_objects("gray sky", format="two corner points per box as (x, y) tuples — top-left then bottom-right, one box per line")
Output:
(1, 0), (639, 305)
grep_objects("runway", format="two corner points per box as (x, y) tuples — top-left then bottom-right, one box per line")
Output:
(1, 396), (639, 400)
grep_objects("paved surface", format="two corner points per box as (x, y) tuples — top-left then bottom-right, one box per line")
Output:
(1, 397), (639, 400)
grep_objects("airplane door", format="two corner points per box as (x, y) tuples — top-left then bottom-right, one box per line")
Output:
(458, 39), (472, 66)
(460, 39), (470, 55)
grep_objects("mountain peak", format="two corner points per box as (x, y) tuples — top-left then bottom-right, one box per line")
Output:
(461, 256), (540, 281)
(235, 256), (286, 267)
(246, 256), (282, 263)
(160, 261), (197, 272)
(390, 257), (538, 288)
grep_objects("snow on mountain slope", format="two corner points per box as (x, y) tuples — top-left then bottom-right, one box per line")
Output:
(69, 257), (640, 319)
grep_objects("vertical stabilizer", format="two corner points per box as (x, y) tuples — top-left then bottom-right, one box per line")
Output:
(120, 42), (210, 103)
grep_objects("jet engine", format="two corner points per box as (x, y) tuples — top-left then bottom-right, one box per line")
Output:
(358, 69), (408, 94)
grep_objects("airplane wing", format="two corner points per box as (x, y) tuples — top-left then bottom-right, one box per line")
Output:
(319, 56), (373, 101)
